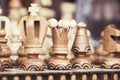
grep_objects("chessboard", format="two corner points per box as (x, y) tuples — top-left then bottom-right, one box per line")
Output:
(0, 66), (120, 80)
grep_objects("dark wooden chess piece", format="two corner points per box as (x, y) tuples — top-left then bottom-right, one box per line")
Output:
(18, 3), (48, 71)
(0, 8), (13, 69)
(16, 42), (26, 67)
(95, 32), (109, 65)
(101, 24), (120, 69)
(71, 22), (93, 69)
(48, 19), (76, 70)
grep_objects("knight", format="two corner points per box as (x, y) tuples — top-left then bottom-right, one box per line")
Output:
(101, 24), (120, 69)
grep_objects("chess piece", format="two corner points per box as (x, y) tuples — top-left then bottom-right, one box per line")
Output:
(94, 32), (108, 64)
(101, 24), (120, 69)
(0, 8), (13, 69)
(16, 42), (26, 67)
(61, 2), (76, 20)
(8, 0), (27, 55)
(71, 22), (93, 69)
(9, 28), (21, 61)
(60, 2), (76, 60)
(48, 19), (76, 70)
(33, 0), (55, 60)
(8, 0), (27, 66)
(18, 4), (48, 71)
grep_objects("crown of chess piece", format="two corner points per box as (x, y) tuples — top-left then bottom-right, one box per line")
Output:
(18, 3), (48, 71)
(101, 24), (120, 69)
(0, 8), (13, 69)
(71, 22), (93, 69)
(48, 19), (76, 70)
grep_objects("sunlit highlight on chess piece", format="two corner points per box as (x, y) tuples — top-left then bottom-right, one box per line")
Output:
(48, 19), (76, 70)
(18, 3), (48, 71)
(71, 22), (93, 69)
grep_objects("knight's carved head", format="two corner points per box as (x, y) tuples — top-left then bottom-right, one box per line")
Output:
(103, 24), (120, 52)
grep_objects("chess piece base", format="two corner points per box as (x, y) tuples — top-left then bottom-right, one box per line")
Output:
(19, 54), (47, 71)
(0, 57), (13, 68)
(101, 57), (120, 69)
(48, 56), (72, 70)
(16, 56), (27, 67)
(0, 61), (4, 71)
(71, 56), (93, 69)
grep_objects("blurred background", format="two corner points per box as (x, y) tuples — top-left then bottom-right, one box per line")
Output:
(0, 0), (120, 47)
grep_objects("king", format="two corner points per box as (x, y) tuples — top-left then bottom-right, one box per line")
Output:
(48, 19), (76, 70)
(18, 3), (48, 71)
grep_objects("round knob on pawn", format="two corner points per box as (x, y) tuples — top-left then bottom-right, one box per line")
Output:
(58, 20), (63, 28)
(58, 20), (69, 28)
(78, 22), (87, 28)
(70, 20), (76, 28)
(0, 29), (6, 37)
(48, 18), (58, 28)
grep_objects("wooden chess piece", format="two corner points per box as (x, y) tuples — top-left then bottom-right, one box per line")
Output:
(101, 24), (120, 69)
(94, 32), (108, 65)
(60, 2), (76, 20)
(60, 2), (76, 60)
(9, 28), (21, 61)
(67, 20), (77, 60)
(71, 22), (93, 69)
(0, 8), (13, 69)
(34, 0), (55, 60)
(16, 42), (26, 67)
(48, 19), (76, 70)
(8, 0), (27, 66)
(8, 0), (27, 55)
(18, 4), (48, 71)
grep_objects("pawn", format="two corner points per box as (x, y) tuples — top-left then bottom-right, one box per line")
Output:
(0, 8), (13, 69)
(71, 22), (93, 69)
(48, 19), (76, 70)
